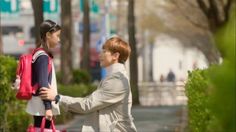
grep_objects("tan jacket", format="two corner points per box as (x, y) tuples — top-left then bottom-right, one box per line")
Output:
(60, 64), (137, 132)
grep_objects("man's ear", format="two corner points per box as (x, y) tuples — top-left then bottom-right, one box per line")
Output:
(113, 52), (120, 61)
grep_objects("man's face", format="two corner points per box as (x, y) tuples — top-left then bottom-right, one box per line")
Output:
(99, 49), (119, 68)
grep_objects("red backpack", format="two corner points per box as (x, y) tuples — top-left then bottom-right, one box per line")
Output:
(16, 48), (52, 100)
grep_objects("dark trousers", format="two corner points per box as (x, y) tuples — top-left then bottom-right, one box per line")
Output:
(33, 116), (51, 128)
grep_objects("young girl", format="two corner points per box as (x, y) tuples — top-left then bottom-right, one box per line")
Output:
(26, 20), (61, 128)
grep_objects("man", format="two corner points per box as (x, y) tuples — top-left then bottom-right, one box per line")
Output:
(40, 37), (137, 132)
(167, 69), (176, 82)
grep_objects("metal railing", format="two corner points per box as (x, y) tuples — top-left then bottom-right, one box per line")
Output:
(138, 81), (187, 106)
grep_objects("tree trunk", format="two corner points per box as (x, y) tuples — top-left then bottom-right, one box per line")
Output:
(0, 1), (2, 55)
(81, 0), (91, 72)
(128, 0), (140, 105)
(0, 23), (3, 55)
(196, 0), (233, 31)
(31, 0), (44, 46)
(61, 0), (73, 84)
(116, 0), (122, 36)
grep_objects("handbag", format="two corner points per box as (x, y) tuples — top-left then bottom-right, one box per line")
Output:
(27, 117), (66, 132)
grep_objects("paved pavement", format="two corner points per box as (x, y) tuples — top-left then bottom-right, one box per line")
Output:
(56, 105), (187, 132)
(56, 83), (188, 132)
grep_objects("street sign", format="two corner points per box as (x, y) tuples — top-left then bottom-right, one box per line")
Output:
(43, 0), (60, 20)
(43, 0), (59, 13)
(0, 0), (20, 13)
(80, 0), (100, 13)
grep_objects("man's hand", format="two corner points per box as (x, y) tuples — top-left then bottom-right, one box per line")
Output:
(39, 87), (56, 101)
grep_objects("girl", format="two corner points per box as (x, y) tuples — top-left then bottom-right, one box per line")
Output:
(26, 20), (61, 128)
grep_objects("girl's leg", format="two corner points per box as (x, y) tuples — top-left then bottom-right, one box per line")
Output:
(33, 116), (51, 128)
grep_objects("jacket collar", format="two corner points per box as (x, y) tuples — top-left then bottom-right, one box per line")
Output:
(105, 63), (127, 77)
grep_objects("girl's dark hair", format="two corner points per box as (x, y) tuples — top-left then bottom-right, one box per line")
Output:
(37, 20), (61, 57)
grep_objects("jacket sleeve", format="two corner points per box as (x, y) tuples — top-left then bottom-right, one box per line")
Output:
(60, 76), (128, 114)
(34, 55), (52, 110)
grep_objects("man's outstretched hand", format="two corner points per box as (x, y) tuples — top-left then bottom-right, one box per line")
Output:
(40, 86), (56, 101)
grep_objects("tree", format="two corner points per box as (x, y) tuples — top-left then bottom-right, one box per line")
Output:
(81, 0), (90, 72)
(0, 24), (3, 55)
(136, 0), (233, 64)
(172, 0), (233, 63)
(196, 0), (233, 31)
(128, 0), (140, 104)
(31, 0), (44, 45)
(115, 0), (127, 38)
(61, 0), (73, 84)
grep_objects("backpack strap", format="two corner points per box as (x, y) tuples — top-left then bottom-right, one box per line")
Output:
(32, 50), (48, 63)
(32, 49), (52, 73)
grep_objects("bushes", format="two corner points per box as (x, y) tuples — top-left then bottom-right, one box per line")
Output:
(207, 4), (235, 131)
(56, 69), (95, 124)
(57, 69), (92, 84)
(55, 83), (96, 124)
(185, 70), (213, 132)
(58, 83), (96, 98)
(0, 55), (31, 131)
(73, 69), (92, 84)
(207, 62), (235, 132)
(186, 63), (235, 132)
(185, 4), (235, 132)
(7, 101), (32, 132)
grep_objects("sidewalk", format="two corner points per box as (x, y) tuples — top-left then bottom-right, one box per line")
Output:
(56, 105), (187, 132)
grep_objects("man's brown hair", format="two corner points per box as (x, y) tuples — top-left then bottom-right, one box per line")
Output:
(102, 37), (131, 63)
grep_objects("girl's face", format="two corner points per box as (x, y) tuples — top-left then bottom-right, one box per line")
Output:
(99, 49), (119, 68)
(47, 30), (61, 48)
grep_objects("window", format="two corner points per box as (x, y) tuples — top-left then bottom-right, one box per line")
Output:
(2, 26), (23, 35)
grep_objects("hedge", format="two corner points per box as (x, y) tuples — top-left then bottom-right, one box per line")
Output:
(0, 55), (32, 132)
(185, 70), (213, 132)
(185, 4), (235, 132)
(55, 83), (96, 124)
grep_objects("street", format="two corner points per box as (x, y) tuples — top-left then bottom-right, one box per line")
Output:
(57, 105), (187, 132)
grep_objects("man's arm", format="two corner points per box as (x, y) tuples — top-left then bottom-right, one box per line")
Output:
(61, 76), (127, 114)
(40, 76), (127, 114)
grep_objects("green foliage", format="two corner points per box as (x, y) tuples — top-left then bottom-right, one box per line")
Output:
(186, 4), (235, 132)
(58, 83), (96, 98)
(55, 83), (96, 124)
(185, 70), (213, 132)
(7, 101), (32, 132)
(0, 55), (17, 130)
(207, 62), (235, 132)
(57, 69), (92, 84)
(214, 4), (235, 63)
(0, 56), (17, 103)
(72, 69), (91, 84)
(208, 4), (236, 132)
(0, 55), (31, 131)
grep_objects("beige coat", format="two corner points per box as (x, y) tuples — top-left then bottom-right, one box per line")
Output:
(60, 63), (137, 132)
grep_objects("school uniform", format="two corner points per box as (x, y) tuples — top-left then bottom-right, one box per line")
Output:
(26, 50), (60, 128)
